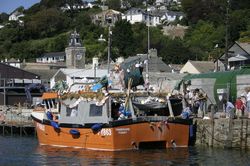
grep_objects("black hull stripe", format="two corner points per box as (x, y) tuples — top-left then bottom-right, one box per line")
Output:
(31, 115), (192, 128)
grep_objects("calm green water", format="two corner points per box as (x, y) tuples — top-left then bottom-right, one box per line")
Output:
(0, 136), (249, 166)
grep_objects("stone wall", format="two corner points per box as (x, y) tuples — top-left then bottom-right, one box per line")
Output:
(195, 118), (250, 149)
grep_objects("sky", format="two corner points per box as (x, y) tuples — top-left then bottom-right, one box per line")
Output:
(0, 0), (41, 14)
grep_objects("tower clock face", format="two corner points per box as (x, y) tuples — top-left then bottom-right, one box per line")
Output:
(76, 53), (82, 60)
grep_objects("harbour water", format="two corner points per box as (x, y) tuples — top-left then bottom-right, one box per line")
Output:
(0, 136), (249, 166)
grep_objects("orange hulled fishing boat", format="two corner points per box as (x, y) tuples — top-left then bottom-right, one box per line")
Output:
(31, 81), (194, 151)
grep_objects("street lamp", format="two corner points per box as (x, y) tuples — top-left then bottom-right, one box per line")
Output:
(98, 22), (112, 74)
(225, 0), (230, 70)
(145, 1), (150, 91)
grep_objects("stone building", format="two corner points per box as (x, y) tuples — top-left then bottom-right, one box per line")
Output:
(65, 30), (86, 69)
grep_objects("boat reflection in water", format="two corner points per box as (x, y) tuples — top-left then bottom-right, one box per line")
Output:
(35, 145), (190, 165)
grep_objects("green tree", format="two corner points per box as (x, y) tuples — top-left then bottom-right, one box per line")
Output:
(229, 9), (250, 42)
(184, 20), (225, 60)
(161, 38), (192, 64)
(182, 0), (226, 25)
(112, 20), (135, 59)
(239, 25), (250, 42)
(0, 13), (9, 23)
(107, 0), (121, 11)
(132, 23), (148, 53)
(25, 8), (69, 39)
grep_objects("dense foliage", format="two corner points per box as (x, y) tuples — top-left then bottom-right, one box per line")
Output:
(0, 0), (249, 64)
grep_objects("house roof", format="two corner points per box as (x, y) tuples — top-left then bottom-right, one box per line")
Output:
(7, 58), (20, 63)
(166, 10), (185, 17)
(95, 9), (121, 17)
(124, 8), (144, 15)
(188, 60), (214, 73)
(219, 42), (250, 61)
(40, 52), (66, 58)
(25, 69), (58, 81)
(124, 8), (158, 17)
(53, 68), (108, 79)
(0, 63), (40, 79)
(68, 69), (108, 78)
(237, 42), (250, 54)
(169, 64), (184, 71)
(122, 54), (172, 72)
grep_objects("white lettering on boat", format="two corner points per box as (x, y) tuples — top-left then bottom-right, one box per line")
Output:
(98, 129), (112, 136)
(36, 123), (45, 131)
(115, 128), (130, 134)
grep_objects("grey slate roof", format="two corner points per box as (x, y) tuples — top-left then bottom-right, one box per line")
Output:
(219, 42), (250, 61)
(122, 54), (172, 72)
(188, 60), (214, 73)
(237, 42), (250, 54)
(24, 69), (58, 81)
(0, 63), (40, 79)
(40, 52), (66, 58)
(166, 10), (185, 17)
(124, 8), (158, 17)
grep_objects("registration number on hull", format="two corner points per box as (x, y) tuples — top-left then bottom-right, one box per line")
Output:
(98, 129), (112, 136)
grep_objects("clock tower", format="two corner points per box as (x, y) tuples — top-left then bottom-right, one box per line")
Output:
(65, 30), (86, 69)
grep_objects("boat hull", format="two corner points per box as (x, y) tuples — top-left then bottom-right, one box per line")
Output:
(33, 117), (191, 151)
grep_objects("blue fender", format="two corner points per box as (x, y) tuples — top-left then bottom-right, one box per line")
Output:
(69, 129), (80, 135)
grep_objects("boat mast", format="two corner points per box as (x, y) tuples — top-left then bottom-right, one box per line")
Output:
(108, 25), (111, 74)
(146, 1), (150, 90)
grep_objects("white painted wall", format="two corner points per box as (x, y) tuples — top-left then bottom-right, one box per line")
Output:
(180, 61), (200, 74)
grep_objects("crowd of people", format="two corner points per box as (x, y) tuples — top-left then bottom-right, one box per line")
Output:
(182, 86), (250, 119)
(183, 88), (207, 118)
(224, 87), (250, 119)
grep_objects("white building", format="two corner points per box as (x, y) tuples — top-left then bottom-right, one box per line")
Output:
(180, 60), (215, 74)
(36, 52), (65, 63)
(122, 8), (161, 26)
(50, 68), (108, 89)
(1, 58), (21, 68)
(160, 10), (184, 24)
(9, 11), (24, 22)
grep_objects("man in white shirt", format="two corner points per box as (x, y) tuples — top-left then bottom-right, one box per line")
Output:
(223, 99), (235, 118)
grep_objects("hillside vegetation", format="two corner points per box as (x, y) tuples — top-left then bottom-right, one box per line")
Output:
(0, 0), (249, 64)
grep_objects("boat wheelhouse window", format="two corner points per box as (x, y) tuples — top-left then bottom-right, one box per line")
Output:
(89, 104), (103, 117)
(66, 106), (78, 117)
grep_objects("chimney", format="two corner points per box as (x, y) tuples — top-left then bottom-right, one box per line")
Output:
(92, 57), (99, 69)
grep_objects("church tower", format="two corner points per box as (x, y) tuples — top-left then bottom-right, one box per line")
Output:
(65, 30), (86, 68)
